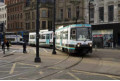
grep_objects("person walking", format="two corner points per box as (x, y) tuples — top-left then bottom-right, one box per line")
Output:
(2, 42), (4, 50)
(6, 41), (10, 51)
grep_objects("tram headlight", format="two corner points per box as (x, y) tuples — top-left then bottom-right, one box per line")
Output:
(77, 43), (81, 47)
(89, 43), (92, 47)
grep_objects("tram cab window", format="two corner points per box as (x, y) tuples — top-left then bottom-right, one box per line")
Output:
(71, 28), (76, 40)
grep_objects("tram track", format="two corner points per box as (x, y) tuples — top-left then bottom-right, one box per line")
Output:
(36, 55), (83, 80)
(0, 49), (84, 80)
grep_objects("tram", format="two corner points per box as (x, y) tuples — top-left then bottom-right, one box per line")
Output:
(29, 30), (53, 47)
(56, 24), (93, 54)
(29, 24), (93, 54)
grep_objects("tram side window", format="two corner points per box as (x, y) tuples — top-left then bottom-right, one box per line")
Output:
(56, 33), (60, 39)
(40, 35), (45, 39)
(71, 29), (76, 40)
(63, 31), (68, 39)
(30, 35), (35, 39)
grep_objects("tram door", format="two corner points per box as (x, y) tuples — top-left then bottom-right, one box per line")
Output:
(46, 34), (50, 44)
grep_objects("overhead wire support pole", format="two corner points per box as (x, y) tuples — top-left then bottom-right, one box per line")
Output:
(35, 0), (41, 63)
(52, 0), (56, 55)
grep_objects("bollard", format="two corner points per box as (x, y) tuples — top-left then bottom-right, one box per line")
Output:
(23, 42), (27, 53)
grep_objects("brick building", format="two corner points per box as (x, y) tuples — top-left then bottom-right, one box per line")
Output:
(6, 0), (25, 32)
(24, 0), (54, 32)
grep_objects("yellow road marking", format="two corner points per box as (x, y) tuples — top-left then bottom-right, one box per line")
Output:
(67, 72), (81, 80)
(18, 62), (39, 68)
(39, 71), (44, 75)
(9, 63), (16, 74)
(43, 48), (49, 53)
(72, 70), (120, 80)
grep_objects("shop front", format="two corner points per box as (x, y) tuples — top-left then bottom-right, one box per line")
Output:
(92, 30), (113, 48)
(92, 23), (120, 48)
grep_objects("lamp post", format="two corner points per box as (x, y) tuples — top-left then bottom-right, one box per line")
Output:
(52, 0), (56, 54)
(35, 0), (41, 62)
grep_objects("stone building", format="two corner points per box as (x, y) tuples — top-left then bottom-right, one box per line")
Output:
(55, 0), (85, 28)
(0, 2), (7, 29)
(6, 0), (25, 32)
(84, 0), (120, 48)
(24, 0), (54, 32)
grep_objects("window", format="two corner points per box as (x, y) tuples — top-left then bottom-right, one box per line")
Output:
(90, 8), (94, 19)
(63, 31), (68, 39)
(108, 5), (114, 22)
(60, 9), (63, 19)
(99, 7), (104, 21)
(42, 21), (46, 29)
(76, 6), (79, 18)
(68, 8), (71, 18)
(71, 28), (76, 40)
(41, 10), (47, 18)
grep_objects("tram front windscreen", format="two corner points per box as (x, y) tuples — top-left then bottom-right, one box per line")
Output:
(76, 27), (92, 41)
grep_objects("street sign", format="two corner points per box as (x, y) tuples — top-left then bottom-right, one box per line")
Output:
(0, 23), (3, 32)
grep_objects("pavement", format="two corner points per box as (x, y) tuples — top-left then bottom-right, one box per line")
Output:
(0, 45), (120, 80)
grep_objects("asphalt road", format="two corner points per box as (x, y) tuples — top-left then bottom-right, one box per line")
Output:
(0, 45), (120, 80)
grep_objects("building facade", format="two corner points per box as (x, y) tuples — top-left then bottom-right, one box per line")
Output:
(6, 0), (25, 32)
(0, 2), (7, 29)
(24, 0), (54, 32)
(85, 0), (120, 48)
(55, 0), (85, 28)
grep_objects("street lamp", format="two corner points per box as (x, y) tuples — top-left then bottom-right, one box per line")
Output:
(52, 0), (56, 55)
(35, 0), (41, 62)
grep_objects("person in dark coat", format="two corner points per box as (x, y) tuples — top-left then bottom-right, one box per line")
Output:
(2, 42), (4, 50)
(6, 41), (10, 51)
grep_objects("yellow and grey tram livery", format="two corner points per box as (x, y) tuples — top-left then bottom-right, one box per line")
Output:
(56, 24), (92, 54)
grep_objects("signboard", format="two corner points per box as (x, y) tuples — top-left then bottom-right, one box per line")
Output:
(0, 23), (3, 32)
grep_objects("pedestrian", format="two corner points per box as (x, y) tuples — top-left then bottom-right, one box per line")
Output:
(2, 42), (4, 50)
(6, 41), (10, 51)
(23, 42), (27, 53)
